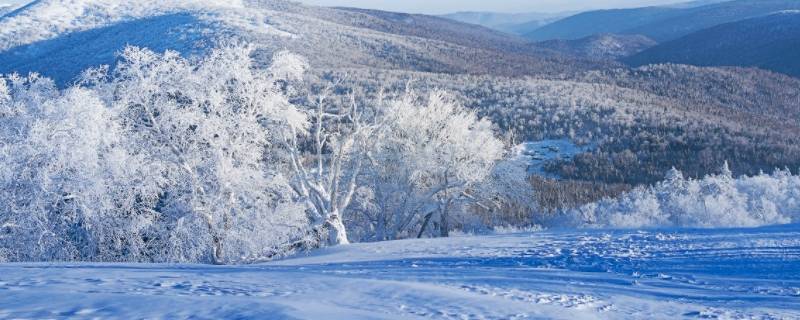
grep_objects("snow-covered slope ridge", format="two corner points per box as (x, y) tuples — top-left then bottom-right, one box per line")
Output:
(0, 225), (798, 319)
(0, 0), (252, 51)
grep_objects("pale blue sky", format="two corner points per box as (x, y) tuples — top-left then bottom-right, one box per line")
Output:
(1, 0), (688, 14)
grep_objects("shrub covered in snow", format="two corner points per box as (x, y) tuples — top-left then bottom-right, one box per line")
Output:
(0, 46), (311, 264)
(0, 45), (520, 263)
(560, 163), (800, 228)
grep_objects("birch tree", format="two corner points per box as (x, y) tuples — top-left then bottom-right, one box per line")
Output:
(283, 83), (374, 245)
(373, 91), (505, 238)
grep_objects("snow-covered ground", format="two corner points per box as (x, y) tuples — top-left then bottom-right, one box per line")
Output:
(1, 225), (798, 319)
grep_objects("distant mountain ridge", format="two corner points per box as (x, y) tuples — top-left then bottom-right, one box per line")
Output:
(626, 11), (800, 78)
(525, 0), (800, 42)
(440, 11), (571, 35)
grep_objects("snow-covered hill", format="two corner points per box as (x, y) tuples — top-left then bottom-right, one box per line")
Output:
(626, 11), (800, 78)
(0, 0), (246, 51)
(525, 0), (800, 42)
(0, 0), (595, 85)
(1, 225), (798, 319)
(538, 33), (657, 60)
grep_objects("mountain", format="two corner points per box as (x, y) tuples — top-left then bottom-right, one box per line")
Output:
(1, 0), (800, 190)
(625, 11), (800, 78)
(524, 6), (681, 41)
(439, 11), (571, 35)
(0, 0), (602, 86)
(537, 33), (657, 60)
(525, 0), (800, 42)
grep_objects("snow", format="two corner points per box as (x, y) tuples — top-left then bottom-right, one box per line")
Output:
(1, 224), (798, 319)
(0, 0), (277, 51)
(0, 0), (296, 85)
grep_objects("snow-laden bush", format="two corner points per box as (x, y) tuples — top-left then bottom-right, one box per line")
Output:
(0, 46), (311, 264)
(561, 164), (800, 228)
(0, 74), (159, 262)
(0, 45), (526, 263)
(347, 91), (515, 241)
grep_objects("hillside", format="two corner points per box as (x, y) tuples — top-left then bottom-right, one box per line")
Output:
(537, 33), (657, 60)
(525, 0), (800, 42)
(1, 0), (800, 196)
(524, 6), (681, 41)
(626, 11), (800, 78)
(335, 66), (800, 189)
(0, 0), (600, 85)
(1, 225), (798, 319)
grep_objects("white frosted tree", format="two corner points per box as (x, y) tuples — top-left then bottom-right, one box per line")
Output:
(283, 84), (374, 245)
(94, 46), (310, 264)
(372, 91), (505, 238)
(0, 74), (161, 261)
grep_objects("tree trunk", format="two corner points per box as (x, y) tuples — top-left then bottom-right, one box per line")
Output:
(417, 211), (434, 238)
(200, 212), (225, 265)
(327, 211), (350, 245)
(212, 234), (224, 265)
(440, 173), (450, 237)
(440, 200), (450, 237)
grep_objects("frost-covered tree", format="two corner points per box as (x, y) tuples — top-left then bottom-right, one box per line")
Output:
(283, 82), (374, 245)
(369, 91), (505, 238)
(0, 45), (318, 264)
(0, 74), (160, 262)
(93, 46), (310, 264)
(0, 45), (533, 262)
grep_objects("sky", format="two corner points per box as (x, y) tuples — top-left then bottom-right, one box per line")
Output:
(0, 0), (687, 14)
(294, 0), (688, 14)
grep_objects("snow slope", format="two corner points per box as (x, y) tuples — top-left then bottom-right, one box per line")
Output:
(1, 224), (798, 319)
(0, 0), (246, 51)
(0, 0), (597, 86)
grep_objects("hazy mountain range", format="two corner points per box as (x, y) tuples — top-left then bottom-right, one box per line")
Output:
(626, 10), (800, 77)
(524, 0), (800, 42)
(439, 11), (573, 35)
(437, 0), (800, 78)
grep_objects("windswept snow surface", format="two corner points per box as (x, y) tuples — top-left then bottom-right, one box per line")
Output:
(1, 225), (798, 319)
